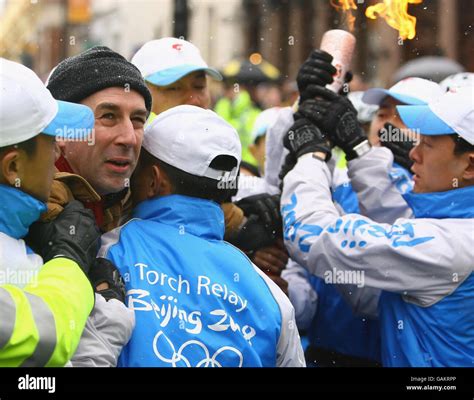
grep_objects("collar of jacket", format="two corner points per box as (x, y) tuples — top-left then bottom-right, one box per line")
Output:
(0, 184), (46, 239)
(55, 155), (128, 228)
(402, 185), (474, 219)
(133, 194), (225, 240)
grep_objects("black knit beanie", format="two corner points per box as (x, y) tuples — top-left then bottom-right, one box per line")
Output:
(47, 46), (152, 112)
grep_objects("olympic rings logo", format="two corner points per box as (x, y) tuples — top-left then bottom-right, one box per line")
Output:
(152, 330), (244, 367)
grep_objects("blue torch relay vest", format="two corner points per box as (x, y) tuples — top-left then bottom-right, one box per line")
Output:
(103, 195), (282, 367)
(379, 186), (474, 367)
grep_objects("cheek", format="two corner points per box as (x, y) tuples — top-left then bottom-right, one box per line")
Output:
(134, 130), (144, 154)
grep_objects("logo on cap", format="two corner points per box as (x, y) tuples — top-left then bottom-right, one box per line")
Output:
(172, 43), (183, 51)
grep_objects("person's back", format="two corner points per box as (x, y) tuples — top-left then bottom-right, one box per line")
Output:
(99, 105), (304, 367)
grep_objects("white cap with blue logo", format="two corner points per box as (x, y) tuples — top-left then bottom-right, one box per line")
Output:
(131, 38), (222, 87)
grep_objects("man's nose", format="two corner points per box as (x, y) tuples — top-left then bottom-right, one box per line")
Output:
(116, 119), (138, 148)
(185, 91), (205, 108)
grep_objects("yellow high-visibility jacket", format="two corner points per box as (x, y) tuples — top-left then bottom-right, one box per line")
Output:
(0, 254), (94, 367)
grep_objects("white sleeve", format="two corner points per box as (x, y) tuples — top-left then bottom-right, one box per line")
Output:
(263, 107), (294, 194)
(281, 154), (474, 308)
(0, 233), (44, 289)
(252, 264), (306, 367)
(281, 260), (318, 330)
(232, 175), (272, 201)
(348, 146), (414, 223)
(70, 293), (135, 367)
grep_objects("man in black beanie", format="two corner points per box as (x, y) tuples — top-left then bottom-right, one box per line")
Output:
(45, 46), (152, 232)
(26, 46), (151, 366)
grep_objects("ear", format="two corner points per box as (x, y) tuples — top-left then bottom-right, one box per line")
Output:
(462, 152), (474, 182)
(1, 149), (22, 187)
(151, 165), (173, 197)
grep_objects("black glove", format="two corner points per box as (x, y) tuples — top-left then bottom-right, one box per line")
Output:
(283, 116), (332, 161)
(297, 49), (337, 101)
(226, 214), (278, 253)
(26, 200), (100, 275)
(235, 193), (282, 239)
(89, 258), (126, 303)
(379, 123), (415, 170)
(297, 86), (369, 160)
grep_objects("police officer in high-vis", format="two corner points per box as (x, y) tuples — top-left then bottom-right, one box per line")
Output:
(0, 58), (99, 366)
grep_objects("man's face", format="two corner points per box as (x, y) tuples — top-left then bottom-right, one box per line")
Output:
(369, 97), (407, 145)
(9, 135), (58, 203)
(59, 87), (147, 195)
(410, 134), (470, 193)
(148, 71), (211, 115)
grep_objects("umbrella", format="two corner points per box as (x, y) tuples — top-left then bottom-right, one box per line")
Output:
(394, 56), (465, 83)
(221, 54), (281, 84)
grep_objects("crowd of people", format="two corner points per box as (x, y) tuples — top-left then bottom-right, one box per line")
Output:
(0, 35), (473, 368)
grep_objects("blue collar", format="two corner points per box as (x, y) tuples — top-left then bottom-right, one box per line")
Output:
(402, 185), (474, 219)
(133, 194), (225, 240)
(0, 184), (47, 239)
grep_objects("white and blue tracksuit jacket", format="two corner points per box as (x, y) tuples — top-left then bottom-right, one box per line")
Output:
(282, 153), (474, 367)
(99, 194), (305, 367)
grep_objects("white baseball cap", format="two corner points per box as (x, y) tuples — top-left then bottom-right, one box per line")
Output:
(131, 38), (222, 86)
(0, 58), (94, 148)
(362, 77), (443, 106)
(143, 105), (241, 180)
(440, 72), (474, 92)
(397, 86), (474, 145)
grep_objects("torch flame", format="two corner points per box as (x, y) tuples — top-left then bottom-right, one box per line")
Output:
(330, 0), (358, 32)
(365, 0), (423, 40)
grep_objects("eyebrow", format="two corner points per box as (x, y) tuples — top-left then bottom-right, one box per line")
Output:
(194, 72), (206, 80)
(95, 103), (120, 113)
(96, 102), (147, 116)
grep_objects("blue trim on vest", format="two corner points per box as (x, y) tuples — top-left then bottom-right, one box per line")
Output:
(402, 185), (474, 218)
(0, 184), (46, 239)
